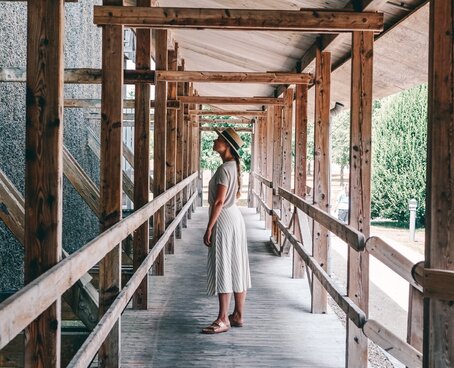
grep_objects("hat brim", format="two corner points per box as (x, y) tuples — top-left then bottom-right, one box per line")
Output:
(214, 128), (241, 156)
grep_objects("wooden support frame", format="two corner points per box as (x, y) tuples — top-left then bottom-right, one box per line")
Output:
(425, 1), (454, 364)
(94, 7), (384, 32)
(312, 49), (331, 314)
(175, 62), (185, 239)
(265, 108), (274, 229)
(152, 29), (168, 276)
(132, 1), (151, 310)
(271, 106), (283, 246)
(258, 116), (266, 221)
(190, 110), (266, 117)
(293, 83), (308, 278)
(157, 71), (312, 84)
(347, 31), (373, 367)
(182, 80), (189, 228)
(179, 95), (284, 105)
(64, 98), (179, 109)
(24, 0), (64, 364)
(200, 118), (252, 125)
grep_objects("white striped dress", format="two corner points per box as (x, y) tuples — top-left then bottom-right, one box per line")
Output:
(207, 161), (251, 295)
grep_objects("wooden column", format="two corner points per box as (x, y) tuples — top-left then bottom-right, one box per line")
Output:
(425, 1), (454, 365)
(258, 116), (266, 221)
(312, 49), (330, 314)
(293, 83), (308, 278)
(271, 106), (283, 243)
(24, 0), (64, 364)
(152, 29), (168, 275)
(265, 107), (274, 229)
(187, 84), (194, 220)
(407, 287), (423, 353)
(182, 81), (189, 227)
(175, 61), (185, 239)
(165, 47), (178, 254)
(249, 121), (258, 209)
(132, 1), (151, 309)
(347, 31), (373, 366)
(281, 88), (293, 228)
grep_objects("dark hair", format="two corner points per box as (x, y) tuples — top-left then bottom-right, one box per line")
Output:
(230, 147), (242, 199)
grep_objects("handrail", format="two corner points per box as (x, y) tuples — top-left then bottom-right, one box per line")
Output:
(251, 171), (273, 188)
(67, 191), (198, 368)
(412, 262), (454, 301)
(252, 189), (273, 215)
(276, 217), (367, 327)
(366, 236), (423, 292)
(278, 186), (366, 252)
(0, 172), (197, 350)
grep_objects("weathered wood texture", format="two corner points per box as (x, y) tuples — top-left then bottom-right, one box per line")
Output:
(258, 116), (266, 221)
(179, 95), (284, 105)
(280, 88), (293, 230)
(182, 81), (189, 228)
(293, 83), (308, 278)
(165, 48), (178, 254)
(153, 29), (168, 275)
(120, 208), (346, 368)
(312, 50), (330, 314)
(132, 11), (151, 310)
(347, 31), (373, 368)
(200, 118), (252, 124)
(191, 110), (266, 117)
(157, 71), (312, 84)
(265, 108), (274, 229)
(94, 6), (384, 32)
(200, 127), (252, 132)
(24, 0), (64, 364)
(175, 62), (184, 239)
(271, 106), (283, 243)
(99, 19), (124, 367)
(407, 286), (424, 353)
(63, 98), (179, 109)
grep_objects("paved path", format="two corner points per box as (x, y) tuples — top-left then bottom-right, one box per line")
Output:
(121, 207), (345, 368)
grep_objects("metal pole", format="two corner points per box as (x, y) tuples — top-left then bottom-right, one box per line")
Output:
(409, 198), (417, 241)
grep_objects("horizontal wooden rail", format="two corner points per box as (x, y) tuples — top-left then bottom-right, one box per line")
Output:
(252, 172), (273, 188)
(252, 190), (273, 216)
(189, 110), (266, 117)
(366, 236), (423, 292)
(278, 186), (365, 252)
(179, 95), (285, 105)
(67, 191), (198, 368)
(64, 98), (180, 109)
(200, 118), (252, 124)
(0, 172), (197, 350)
(158, 71), (312, 85)
(200, 127), (252, 132)
(363, 319), (422, 367)
(412, 262), (454, 301)
(277, 218), (367, 327)
(0, 68), (155, 84)
(94, 7), (384, 32)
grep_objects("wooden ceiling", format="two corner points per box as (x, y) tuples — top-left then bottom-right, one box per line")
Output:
(158, 0), (428, 114)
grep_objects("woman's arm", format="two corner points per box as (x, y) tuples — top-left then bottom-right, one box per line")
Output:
(203, 184), (228, 246)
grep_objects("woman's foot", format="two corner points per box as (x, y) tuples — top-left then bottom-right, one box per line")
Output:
(228, 313), (244, 327)
(201, 319), (230, 334)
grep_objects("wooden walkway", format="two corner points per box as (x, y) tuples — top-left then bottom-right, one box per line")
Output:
(121, 207), (345, 368)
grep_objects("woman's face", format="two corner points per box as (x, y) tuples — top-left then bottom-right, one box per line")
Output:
(213, 135), (229, 154)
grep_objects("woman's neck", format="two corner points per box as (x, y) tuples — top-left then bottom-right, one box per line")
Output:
(220, 151), (235, 162)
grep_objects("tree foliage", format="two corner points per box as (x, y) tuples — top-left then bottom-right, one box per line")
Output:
(371, 84), (427, 226)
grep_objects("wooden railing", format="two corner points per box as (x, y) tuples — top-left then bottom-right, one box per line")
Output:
(0, 173), (197, 352)
(251, 172), (423, 368)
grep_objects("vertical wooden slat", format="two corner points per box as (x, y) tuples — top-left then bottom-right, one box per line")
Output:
(182, 80), (189, 227)
(281, 88), (293, 228)
(98, 21), (124, 368)
(132, 0), (151, 309)
(24, 0), (64, 364)
(265, 108), (274, 229)
(312, 49), (330, 314)
(293, 83), (308, 279)
(425, 1), (454, 366)
(407, 286), (423, 353)
(165, 47), (178, 254)
(175, 61), (185, 239)
(347, 31), (373, 367)
(271, 106), (283, 242)
(152, 29), (168, 276)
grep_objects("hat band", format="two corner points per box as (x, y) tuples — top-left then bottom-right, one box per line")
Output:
(222, 132), (240, 150)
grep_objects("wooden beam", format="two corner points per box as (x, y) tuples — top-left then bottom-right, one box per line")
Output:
(293, 83), (308, 278)
(190, 110), (266, 117)
(179, 95), (284, 105)
(265, 108), (274, 229)
(0, 67), (155, 84)
(24, 0), (63, 363)
(280, 88), (293, 233)
(64, 98), (179, 109)
(200, 127), (252, 132)
(200, 118), (252, 124)
(175, 61), (184, 239)
(271, 106), (283, 244)
(347, 31), (373, 367)
(94, 7), (384, 32)
(132, 1), (151, 310)
(98, 4), (123, 363)
(312, 49), (330, 314)
(182, 80), (189, 228)
(157, 71), (312, 84)
(152, 29), (168, 275)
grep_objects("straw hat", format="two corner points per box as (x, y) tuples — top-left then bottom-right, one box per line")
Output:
(214, 127), (245, 156)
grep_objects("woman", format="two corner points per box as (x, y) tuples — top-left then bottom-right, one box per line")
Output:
(202, 127), (251, 334)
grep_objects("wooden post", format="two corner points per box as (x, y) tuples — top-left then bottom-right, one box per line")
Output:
(132, 1), (151, 309)
(407, 286), (423, 353)
(271, 106), (283, 243)
(347, 31), (373, 367)
(249, 122), (258, 208)
(152, 29), (168, 276)
(312, 49), (330, 314)
(265, 107), (274, 229)
(258, 116), (266, 221)
(24, 0), (64, 364)
(293, 83), (308, 278)
(175, 61), (185, 239)
(182, 81), (189, 227)
(281, 88), (293, 228)
(165, 47), (178, 254)
(187, 84), (194, 220)
(425, 1), (454, 365)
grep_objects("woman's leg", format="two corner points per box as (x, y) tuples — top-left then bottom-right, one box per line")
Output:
(217, 293), (231, 324)
(232, 291), (247, 322)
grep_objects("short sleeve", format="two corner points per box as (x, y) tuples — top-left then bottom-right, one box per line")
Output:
(215, 166), (229, 187)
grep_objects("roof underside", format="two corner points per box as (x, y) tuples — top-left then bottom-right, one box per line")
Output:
(159, 0), (429, 115)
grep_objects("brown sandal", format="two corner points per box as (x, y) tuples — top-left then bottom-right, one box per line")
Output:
(228, 314), (244, 327)
(201, 320), (230, 334)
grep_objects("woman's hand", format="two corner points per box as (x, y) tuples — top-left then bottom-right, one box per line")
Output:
(203, 228), (212, 247)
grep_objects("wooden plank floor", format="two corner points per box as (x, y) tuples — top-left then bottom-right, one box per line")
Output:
(121, 207), (345, 368)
